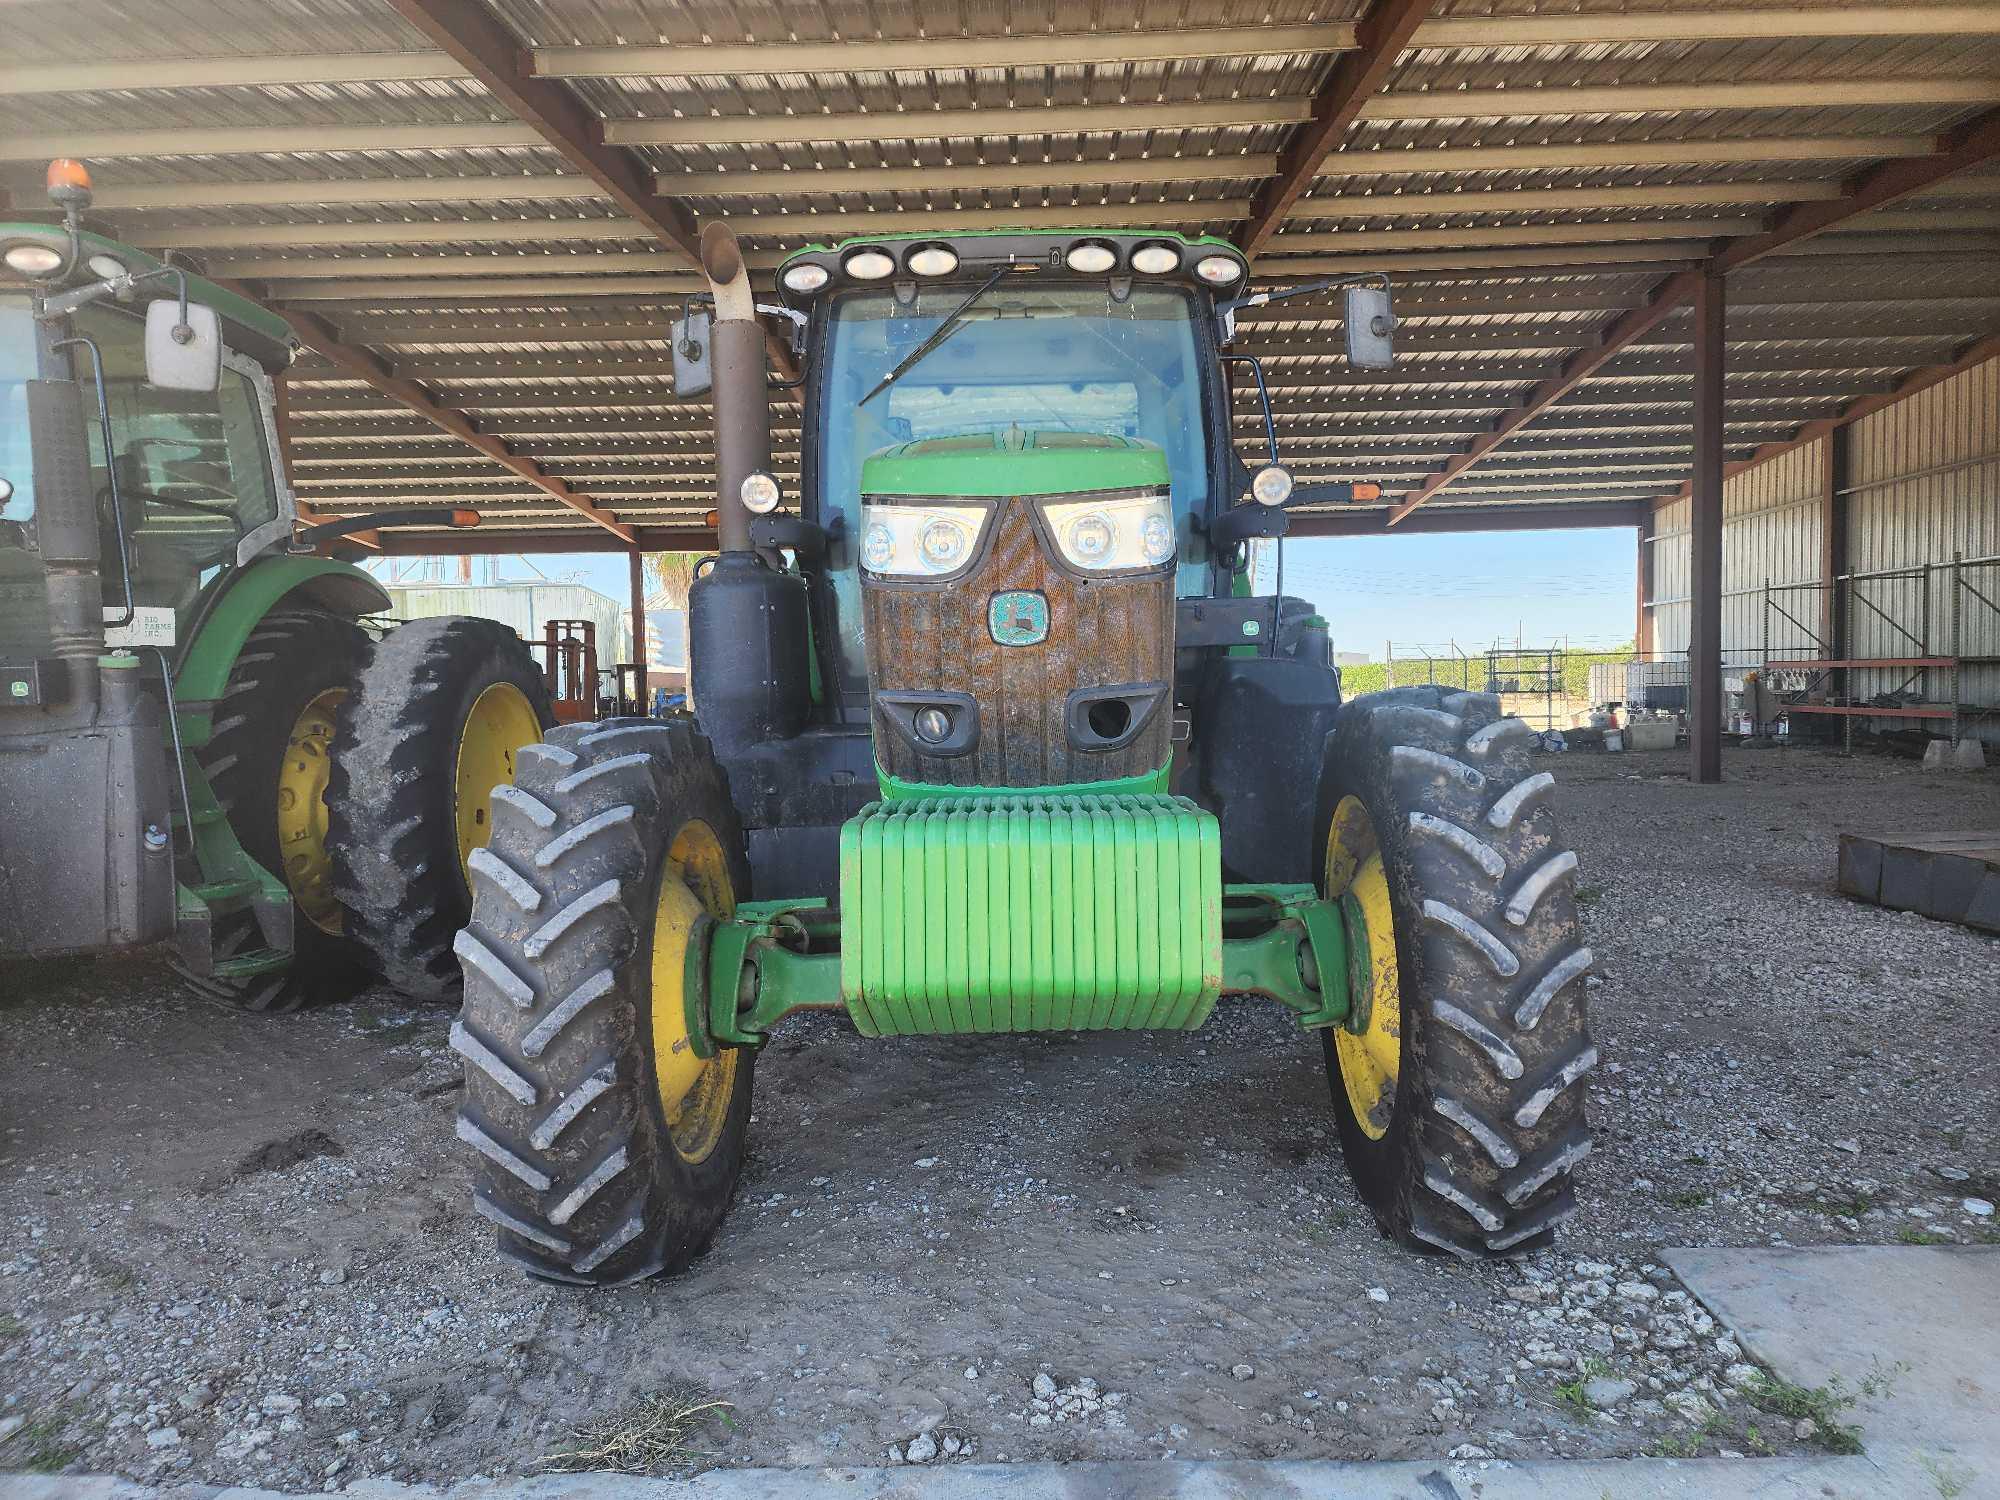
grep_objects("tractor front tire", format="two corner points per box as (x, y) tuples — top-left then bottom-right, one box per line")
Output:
(1314, 687), (1595, 1257)
(451, 720), (755, 1284)
(197, 608), (371, 1012)
(328, 617), (553, 1002)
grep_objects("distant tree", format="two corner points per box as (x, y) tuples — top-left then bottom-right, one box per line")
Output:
(643, 552), (700, 610)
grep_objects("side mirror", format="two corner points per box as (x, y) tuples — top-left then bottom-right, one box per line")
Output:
(144, 299), (222, 392)
(672, 308), (712, 396)
(1344, 284), (1396, 370)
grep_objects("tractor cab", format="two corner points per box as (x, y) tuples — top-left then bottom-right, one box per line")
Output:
(1, 206), (304, 664)
(680, 230), (1376, 884)
(779, 232), (1252, 689)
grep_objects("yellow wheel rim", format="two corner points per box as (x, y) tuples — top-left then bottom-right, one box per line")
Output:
(648, 819), (739, 1165)
(275, 687), (347, 936)
(1326, 795), (1402, 1141)
(453, 682), (543, 873)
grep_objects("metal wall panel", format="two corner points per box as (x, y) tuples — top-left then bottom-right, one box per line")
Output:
(1644, 357), (2000, 742)
(1847, 358), (2000, 735)
(1646, 437), (1824, 666)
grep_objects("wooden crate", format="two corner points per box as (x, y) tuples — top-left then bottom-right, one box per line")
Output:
(1837, 830), (2000, 933)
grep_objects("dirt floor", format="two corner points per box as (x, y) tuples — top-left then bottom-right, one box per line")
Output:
(2, 745), (1997, 1491)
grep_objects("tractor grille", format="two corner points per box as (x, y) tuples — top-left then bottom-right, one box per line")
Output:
(861, 496), (1173, 787)
(837, 793), (1222, 1035)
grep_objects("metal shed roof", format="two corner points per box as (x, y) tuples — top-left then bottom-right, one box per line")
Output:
(2, 0), (1996, 550)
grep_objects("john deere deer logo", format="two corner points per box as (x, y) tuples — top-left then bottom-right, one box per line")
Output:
(988, 590), (1049, 647)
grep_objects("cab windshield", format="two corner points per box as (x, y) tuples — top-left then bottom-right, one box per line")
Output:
(1, 296), (283, 624)
(816, 282), (1216, 679)
(1, 298), (35, 532)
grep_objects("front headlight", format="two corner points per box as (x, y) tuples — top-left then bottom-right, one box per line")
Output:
(1041, 490), (1177, 573)
(859, 500), (992, 578)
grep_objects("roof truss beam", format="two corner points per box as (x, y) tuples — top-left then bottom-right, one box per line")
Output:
(56, 138), (1959, 214)
(377, 0), (702, 264)
(247, 295), (633, 541)
(1242, 0), (1435, 255)
(1388, 107), (2000, 522)
(1647, 335), (2000, 508)
(10, 8), (1995, 97)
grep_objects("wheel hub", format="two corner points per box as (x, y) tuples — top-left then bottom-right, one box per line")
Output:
(649, 819), (739, 1165)
(453, 682), (543, 873)
(276, 687), (347, 936)
(1325, 795), (1403, 1140)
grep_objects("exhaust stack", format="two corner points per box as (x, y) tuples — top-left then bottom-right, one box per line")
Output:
(685, 221), (811, 755)
(699, 222), (770, 556)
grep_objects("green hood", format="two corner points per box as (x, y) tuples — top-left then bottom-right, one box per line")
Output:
(861, 429), (1169, 498)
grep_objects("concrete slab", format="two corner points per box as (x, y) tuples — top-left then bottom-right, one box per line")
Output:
(1666, 1245), (1999, 1450)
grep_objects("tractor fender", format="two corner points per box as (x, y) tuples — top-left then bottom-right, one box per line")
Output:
(175, 557), (391, 727)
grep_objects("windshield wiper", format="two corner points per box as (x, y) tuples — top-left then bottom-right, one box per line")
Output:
(859, 266), (1010, 408)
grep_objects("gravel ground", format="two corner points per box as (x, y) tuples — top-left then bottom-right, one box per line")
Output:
(2, 745), (1996, 1491)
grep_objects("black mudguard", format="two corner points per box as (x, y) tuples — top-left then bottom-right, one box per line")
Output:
(1190, 655), (1343, 884)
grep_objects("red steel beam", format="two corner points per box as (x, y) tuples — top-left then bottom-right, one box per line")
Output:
(370, 525), (713, 556)
(628, 547), (649, 709)
(1384, 272), (1701, 522)
(381, 0), (698, 263)
(1292, 500), (1644, 536)
(378, 0), (798, 383)
(1688, 270), (1725, 784)
(1388, 106), (2000, 525)
(1647, 332), (2000, 511)
(1714, 108), (2000, 273)
(252, 294), (634, 543)
(1237, 0), (1435, 258)
(276, 371), (379, 549)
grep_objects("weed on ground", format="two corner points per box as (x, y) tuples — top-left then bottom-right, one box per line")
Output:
(538, 1384), (738, 1476)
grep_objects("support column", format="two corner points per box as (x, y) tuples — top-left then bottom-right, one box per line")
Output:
(629, 548), (648, 715)
(1820, 424), (1850, 658)
(1635, 508), (1656, 661)
(1688, 269), (1725, 784)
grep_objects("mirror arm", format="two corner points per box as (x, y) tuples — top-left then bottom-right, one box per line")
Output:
(1216, 270), (1392, 322)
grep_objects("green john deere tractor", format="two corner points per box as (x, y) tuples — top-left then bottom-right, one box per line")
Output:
(0, 161), (554, 1009)
(451, 223), (1595, 1283)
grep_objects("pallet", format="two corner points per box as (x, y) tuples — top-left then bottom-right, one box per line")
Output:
(1837, 830), (2000, 933)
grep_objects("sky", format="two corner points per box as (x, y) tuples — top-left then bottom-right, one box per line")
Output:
(380, 524), (1638, 664)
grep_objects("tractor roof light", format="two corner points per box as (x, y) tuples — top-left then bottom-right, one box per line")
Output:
(782, 261), (830, 293)
(2, 243), (64, 278)
(739, 471), (783, 514)
(1194, 254), (1245, 286)
(843, 247), (896, 281)
(1252, 465), (1294, 507)
(1130, 242), (1180, 275)
(1065, 241), (1118, 274)
(45, 157), (92, 210)
(905, 243), (959, 277)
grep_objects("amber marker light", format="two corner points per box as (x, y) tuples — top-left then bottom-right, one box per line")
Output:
(46, 158), (92, 196)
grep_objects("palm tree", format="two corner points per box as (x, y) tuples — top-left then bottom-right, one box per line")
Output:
(643, 552), (700, 610)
